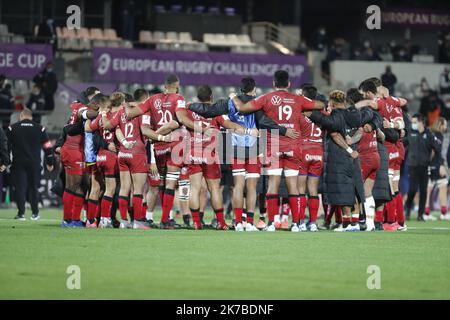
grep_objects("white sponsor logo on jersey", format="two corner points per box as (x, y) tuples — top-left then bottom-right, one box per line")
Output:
(271, 95), (282, 106)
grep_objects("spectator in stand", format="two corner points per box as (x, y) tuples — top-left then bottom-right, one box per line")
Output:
(321, 41), (343, 83)
(439, 67), (450, 95)
(36, 17), (56, 51)
(361, 41), (381, 61)
(0, 75), (14, 128)
(438, 31), (450, 63)
(33, 62), (57, 111)
(420, 77), (431, 97)
(26, 84), (46, 124)
(312, 26), (328, 51)
(381, 65), (397, 95)
(419, 90), (447, 125)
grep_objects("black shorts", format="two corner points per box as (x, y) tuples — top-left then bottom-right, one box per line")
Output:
(220, 164), (233, 186)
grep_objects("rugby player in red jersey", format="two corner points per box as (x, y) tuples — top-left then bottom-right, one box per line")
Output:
(60, 87), (100, 227)
(145, 141), (160, 225)
(297, 85), (325, 232)
(102, 95), (164, 230)
(176, 85), (252, 230)
(85, 93), (124, 228)
(230, 70), (324, 232)
(346, 88), (386, 231)
(126, 74), (185, 229)
(360, 80), (407, 231)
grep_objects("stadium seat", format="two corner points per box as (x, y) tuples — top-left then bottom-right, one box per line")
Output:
(237, 34), (252, 45)
(226, 34), (239, 46)
(166, 31), (179, 42)
(121, 40), (133, 48)
(194, 6), (205, 14)
(90, 28), (105, 40)
(13, 80), (29, 95)
(154, 5), (165, 13)
(144, 83), (155, 91)
(104, 28), (119, 41)
(76, 28), (90, 39)
(139, 30), (153, 43)
(55, 26), (64, 38)
(208, 7), (220, 15)
(107, 41), (120, 48)
(62, 38), (79, 50)
(179, 32), (193, 43)
(183, 86), (197, 101)
(78, 38), (91, 50)
(212, 86), (225, 99)
(11, 35), (25, 44)
(92, 40), (107, 47)
(224, 7), (236, 16)
(62, 27), (77, 38)
(153, 31), (166, 42)
(170, 4), (183, 13)
(156, 43), (171, 51)
(0, 24), (8, 35)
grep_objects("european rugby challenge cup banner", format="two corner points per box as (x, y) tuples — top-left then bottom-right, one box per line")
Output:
(93, 48), (309, 87)
(0, 44), (53, 79)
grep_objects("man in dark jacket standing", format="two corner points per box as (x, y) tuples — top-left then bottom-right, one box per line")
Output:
(6, 108), (55, 220)
(405, 114), (442, 221)
(33, 62), (58, 111)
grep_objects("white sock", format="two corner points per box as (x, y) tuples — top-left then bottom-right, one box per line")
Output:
(364, 196), (375, 223)
(274, 214), (281, 223)
(146, 211), (154, 220)
(169, 210), (173, 219)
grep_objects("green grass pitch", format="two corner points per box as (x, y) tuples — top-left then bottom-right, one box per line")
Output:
(0, 208), (449, 299)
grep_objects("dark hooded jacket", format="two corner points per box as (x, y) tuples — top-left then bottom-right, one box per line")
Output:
(310, 106), (364, 206)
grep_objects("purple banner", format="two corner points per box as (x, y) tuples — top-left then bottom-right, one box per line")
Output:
(382, 8), (450, 28)
(0, 44), (53, 79)
(93, 48), (309, 87)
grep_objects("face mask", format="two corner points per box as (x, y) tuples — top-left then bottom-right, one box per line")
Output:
(411, 123), (418, 131)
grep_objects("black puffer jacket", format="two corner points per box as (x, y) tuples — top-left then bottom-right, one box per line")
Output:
(310, 106), (364, 206)
(371, 112), (392, 202)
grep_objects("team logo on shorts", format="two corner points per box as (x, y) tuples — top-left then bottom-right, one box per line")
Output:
(154, 99), (162, 110)
(271, 95), (282, 106)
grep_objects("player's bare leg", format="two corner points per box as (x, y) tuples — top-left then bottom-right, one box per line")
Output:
(86, 171), (103, 228)
(232, 174), (245, 231)
(131, 173), (149, 229)
(285, 172), (302, 232)
(391, 170), (405, 229)
(64, 173), (85, 226)
(297, 175), (308, 228)
(363, 178), (376, 231)
(375, 200), (385, 230)
(189, 172), (203, 229)
(160, 165), (181, 227)
(199, 178), (208, 225)
(206, 178), (228, 230)
(146, 186), (158, 224)
(257, 192), (267, 229)
(265, 174), (282, 231)
(178, 178), (191, 227)
(244, 177), (259, 231)
(118, 171), (132, 228)
(99, 176), (116, 228)
(306, 176), (320, 231)
(334, 205), (353, 232)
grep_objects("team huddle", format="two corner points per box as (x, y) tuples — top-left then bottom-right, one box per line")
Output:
(56, 69), (414, 232)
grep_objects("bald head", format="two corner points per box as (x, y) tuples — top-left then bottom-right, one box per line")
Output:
(20, 108), (33, 121)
